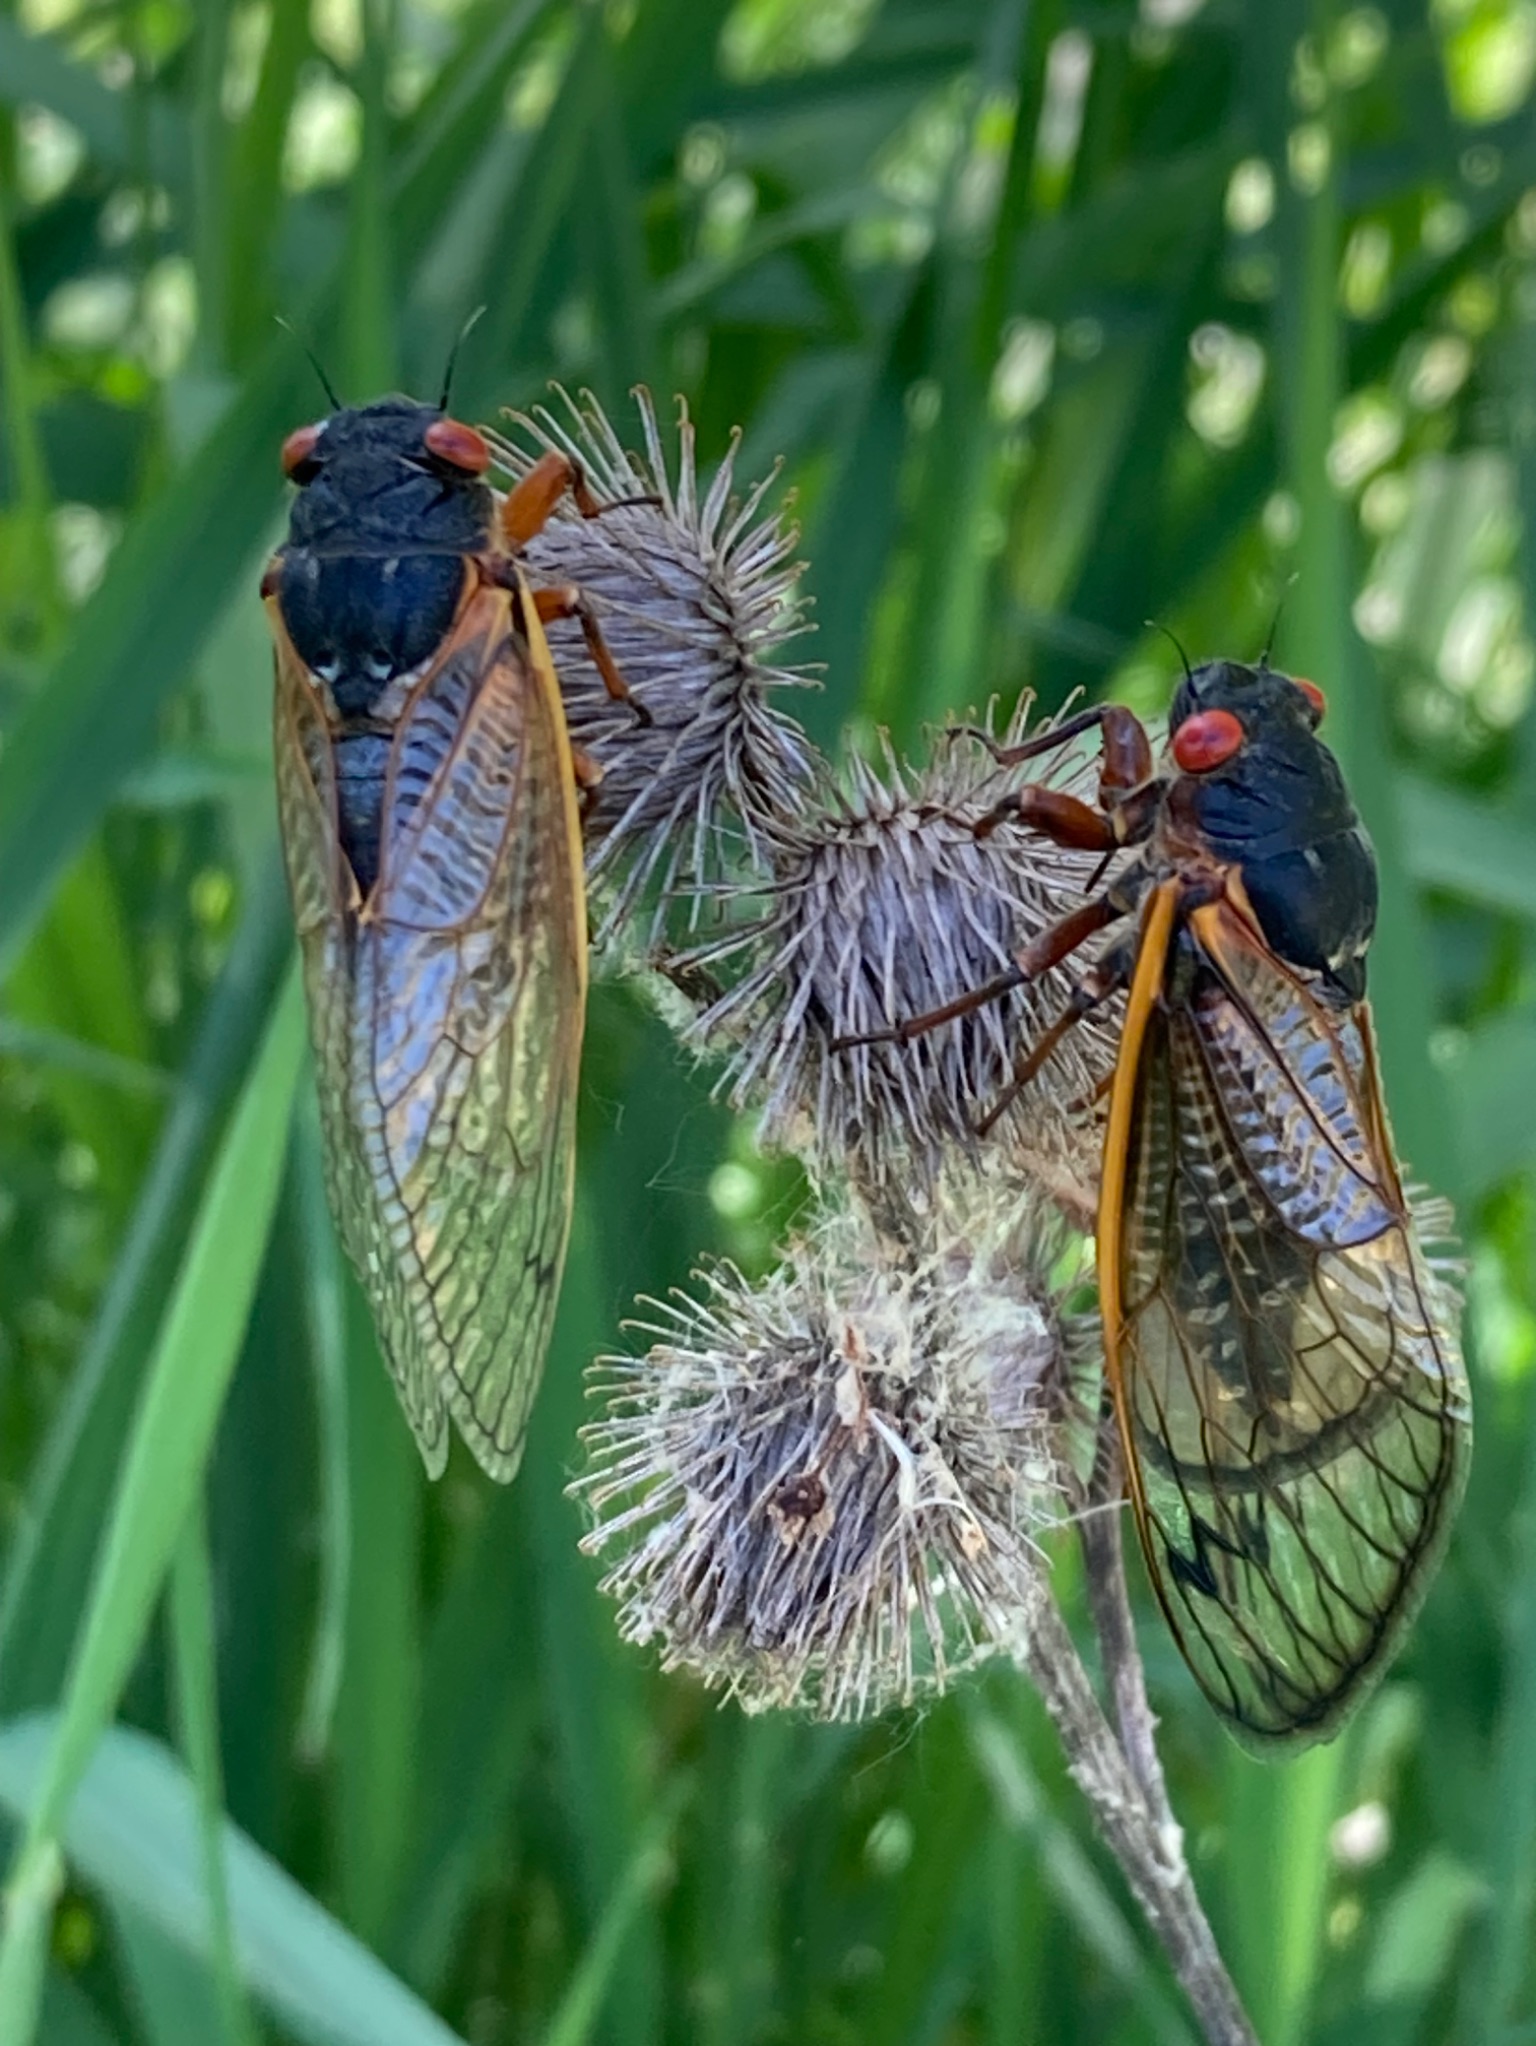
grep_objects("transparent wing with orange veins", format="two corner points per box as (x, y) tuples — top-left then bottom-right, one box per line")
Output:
(272, 578), (586, 1481)
(1108, 894), (1470, 1748)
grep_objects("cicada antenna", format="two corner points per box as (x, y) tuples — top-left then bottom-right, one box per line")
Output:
(1145, 619), (1193, 685)
(1259, 574), (1299, 670)
(438, 306), (487, 411)
(274, 316), (343, 411)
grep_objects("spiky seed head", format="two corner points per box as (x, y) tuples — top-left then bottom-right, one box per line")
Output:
(487, 388), (818, 942)
(682, 713), (1121, 1213)
(574, 1186), (1095, 1720)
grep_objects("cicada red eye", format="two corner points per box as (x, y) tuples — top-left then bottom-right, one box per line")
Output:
(1172, 707), (1244, 774)
(424, 417), (491, 473)
(280, 423), (323, 477)
(1294, 677), (1327, 722)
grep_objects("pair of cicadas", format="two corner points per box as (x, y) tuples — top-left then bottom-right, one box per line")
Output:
(264, 391), (1468, 1749)
(263, 395), (638, 1482)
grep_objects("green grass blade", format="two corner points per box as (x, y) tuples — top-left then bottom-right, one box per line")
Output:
(0, 1843), (60, 2046)
(805, 262), (932, 737)
(1458, 1369), (1536, 2038)
(6, 845), (162, 1217)
(475, 9), (612, 374)
(1439, 1008), (1536, 1202)
(384, 1481), (537, 1995)
(110, 1904), (227, 2046)
(968, 1700), (1193, 2046)
(857, 1704), (987, 2046)
(696, 1718), (792, 2046)
(1224, 1742), (1345, 2046)
(341, 0), (396, 398)
(37, 1969), (119, 2045)
(523, 1191), (664, 2046)
(0, 19), (190, 193)
(0, 965), (304, 2046)
(187, 1), (232, 376)
(0, 862), (292, 1713)
(168, 1502), (258, 2046)
(0, 344), (310, 979)
(290, 1107), (351, 1769)
(1397, 776), (1536, 924)
(0, 159), (58, 646)
(0, 1720), (466, 2046)
(544, 1787), (688, 2046)
(224, 0), (311, 364)
(332, 1281), (421, 1946)
(0, 1017), (172, 1099)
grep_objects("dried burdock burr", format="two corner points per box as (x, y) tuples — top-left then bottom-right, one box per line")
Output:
(487, 388), (818, 941)
(574, 1185), (1096, 1721)
(682, 712), (1122, 1214)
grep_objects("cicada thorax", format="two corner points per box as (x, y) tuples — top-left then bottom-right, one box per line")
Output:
(267, 397), (499, 896)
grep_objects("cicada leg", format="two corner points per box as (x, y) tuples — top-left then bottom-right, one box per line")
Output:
(831, 704), (1159, 1111)
(830, 963), (1037, 1051)
(498, 451), (653, 725)
(1095, 704), (1155, 794)
(973, 784), (1116, 847)
(830, 889), (1126, 1053)
(976, 707), (1158, 839)
(531, 581), (652, 727)
(957, 700), (1152, 787)
(501, 449), (605, 540)
(570, 743), (605, 822)
(974, 929), (1133, 1136)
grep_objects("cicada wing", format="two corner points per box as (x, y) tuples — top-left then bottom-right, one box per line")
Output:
(271, 580), (586, 1482)
(1106, 895), (1470, 1748)
(271, 611), (455, 1473)
(362, 578), (585, 1481)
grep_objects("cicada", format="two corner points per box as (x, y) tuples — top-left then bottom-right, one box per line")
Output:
(262, 394), (637, 1481)
(948, 663), (1468, 1745)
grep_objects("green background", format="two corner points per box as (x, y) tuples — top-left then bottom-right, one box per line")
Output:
(0, 0), (1534, 2041)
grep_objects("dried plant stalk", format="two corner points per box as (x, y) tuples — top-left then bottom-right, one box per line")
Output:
(1011, 1578), (1260, 2046)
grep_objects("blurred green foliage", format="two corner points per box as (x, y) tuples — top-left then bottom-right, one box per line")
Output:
(0, 0), (1534, 2041)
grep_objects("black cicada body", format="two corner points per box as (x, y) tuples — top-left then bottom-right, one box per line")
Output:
(944, 663), (1470, 1747)
(264, 396), (609, 1482)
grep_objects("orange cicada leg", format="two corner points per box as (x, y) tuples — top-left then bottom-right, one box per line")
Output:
(495, 453), (653, 725)
(835, 703), (1156, 1089)
(965, 703), (1159, 862)
(1096, 704), (1155, 794)
(501, 450), (604, 543)
(831, 886), (1128, 1055)
(530, 581), (650, 723)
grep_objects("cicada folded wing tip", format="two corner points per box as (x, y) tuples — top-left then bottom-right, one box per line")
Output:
(1109, 899), (1470, 1751)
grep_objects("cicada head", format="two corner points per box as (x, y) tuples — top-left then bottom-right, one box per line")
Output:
(270, 398), (497, 721)
(1169, 656), (1324, 741)
(279, 396), (495, 558)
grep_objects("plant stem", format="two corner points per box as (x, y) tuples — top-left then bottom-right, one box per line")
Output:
(1013, 1573), (1259, 2046)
